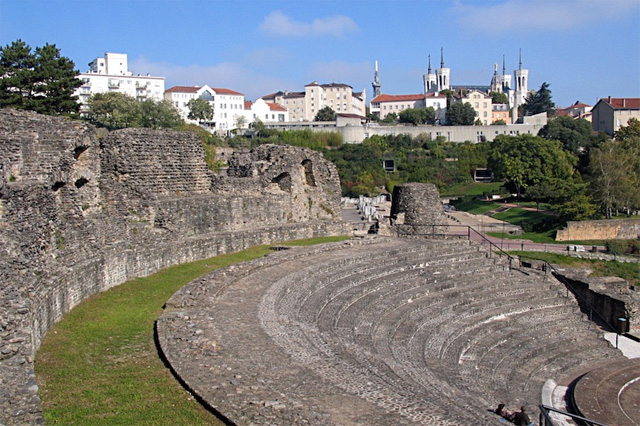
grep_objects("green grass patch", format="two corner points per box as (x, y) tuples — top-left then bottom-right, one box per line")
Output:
(450, 198), (502, 215)
(509, 250), (639, 287)
(442, 181), (506, 197)
(486, 230), (558, 244)
(36, 236), (350, 425)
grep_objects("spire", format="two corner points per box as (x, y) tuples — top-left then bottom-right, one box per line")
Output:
(440, 47), (444, 68)
(519, 48), (522, 70)
(503, 55), (506, 75)
(372, 60), (381, 98)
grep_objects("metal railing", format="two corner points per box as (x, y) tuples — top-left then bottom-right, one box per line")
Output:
(392, 223), (621, 333)
(393, 224), (515, 271)
(538, 404), (607, 426)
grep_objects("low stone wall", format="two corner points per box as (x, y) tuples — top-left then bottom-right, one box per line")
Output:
(554, 268), (639, 333)
(556, 219), (640, 241)
(0, 109), (348, 425)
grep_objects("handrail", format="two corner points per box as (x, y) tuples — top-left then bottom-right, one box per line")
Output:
(538, 404), (607, 426)
(516, 253), (619, 333)
(392, 223), (619, 332)
(393, 224), (515, 271)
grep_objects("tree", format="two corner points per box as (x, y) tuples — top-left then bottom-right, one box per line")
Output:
(588, 134), (640, 217)
(398, 107), (436, 125)
(85, 92), (182, 130)
(0, 39), (82, 116)
(446, 102), (475, 125)
(314, 106), (336, 121)
(138, 99), (182, 129)
(489, 92), (508, 105)
(187, 98), (213, 122)
(85, 92), (140, 129)
(381, 112), (398, 123)
(614, 117), (640, 141)
(538, 116), (594, 154)
(488, 134), (576, 198)
(522, 82), (555, 117)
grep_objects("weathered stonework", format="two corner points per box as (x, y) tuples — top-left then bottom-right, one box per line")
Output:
(0, 109), (347, 425)
(390, 182), (448, 235)
(556, 219), (640, 241)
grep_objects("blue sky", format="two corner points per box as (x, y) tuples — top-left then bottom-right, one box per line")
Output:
(1, 0), (639, 108)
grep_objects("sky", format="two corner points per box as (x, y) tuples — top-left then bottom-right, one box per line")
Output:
(1, 0), (639, 108)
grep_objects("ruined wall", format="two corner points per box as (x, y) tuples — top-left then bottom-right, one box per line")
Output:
(0, 109), (347, 425)
(555, 269), (639, 334)
(556, 219), (640, 241)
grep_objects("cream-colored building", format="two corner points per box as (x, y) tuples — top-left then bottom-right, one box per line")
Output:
(458, 89), (493, 125)
(75, 52), (165, 108)
(263, 82), (366, 122)
(591, 97), (640, 136)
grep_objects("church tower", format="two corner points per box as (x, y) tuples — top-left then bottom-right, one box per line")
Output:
(435, 48), (451, 92)
(512, 49), (529, 122)
(423, 55), (437, 94)
(372, 60), (381, 98)
(501, 55), (512, 91)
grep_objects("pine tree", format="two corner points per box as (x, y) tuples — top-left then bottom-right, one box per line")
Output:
(522, 82), (555, 117)
(0, 39), (82, 116)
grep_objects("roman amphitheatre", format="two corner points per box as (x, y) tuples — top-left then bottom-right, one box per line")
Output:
(1, 109), (638, 425)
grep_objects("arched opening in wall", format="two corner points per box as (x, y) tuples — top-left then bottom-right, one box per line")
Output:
(272, 172), (292, 192)
(74, 178), (89, 189)
(301, 159), (316, 187)
(74, 146), (88, 160)
(52, 182), (66, 191)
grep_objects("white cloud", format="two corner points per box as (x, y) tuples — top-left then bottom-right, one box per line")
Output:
(449, 0), (638, 34)
(259, 11), (359, 37)
(130, 56), (294, 101)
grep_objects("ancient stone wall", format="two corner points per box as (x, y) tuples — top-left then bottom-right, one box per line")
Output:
(0, 109), (347, 425)
(556, 219), (640, 241)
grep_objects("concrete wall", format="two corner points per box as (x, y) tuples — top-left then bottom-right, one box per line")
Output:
(556, 219), (640, 241)
(0, 109), (348, 425)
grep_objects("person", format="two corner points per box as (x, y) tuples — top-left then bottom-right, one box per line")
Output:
(495, 403), (515, 422)
(513, 406), (534, 426)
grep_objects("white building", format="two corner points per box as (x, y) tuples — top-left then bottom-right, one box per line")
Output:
(164, 85), (246, 135)
(370, 93), (447, 123)
(458, 89), (493, 125)
(244, 99), (288, 126)
(74, 52), (165, 107)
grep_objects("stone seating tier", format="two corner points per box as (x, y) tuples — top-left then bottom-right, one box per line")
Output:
(158, 236), (624, 425)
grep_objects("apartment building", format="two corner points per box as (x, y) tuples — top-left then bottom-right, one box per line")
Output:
(458, 89), (493, 125)
(164, 85), (245, 134)
(591, 97), (640, 135)
(263, 82), (366, 122)
(74, 52), (165, 107)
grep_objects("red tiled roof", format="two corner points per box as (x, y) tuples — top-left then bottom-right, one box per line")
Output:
(213, 88), (244, 96)
(603, 98), (640, 109)
(244, 101), (253, 109)
(165, 86), (201, 93)
(372, 94), (425, 103)
(267, 102), (286, 112)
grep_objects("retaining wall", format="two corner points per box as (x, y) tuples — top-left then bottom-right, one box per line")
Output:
(556, 219), (640, 241)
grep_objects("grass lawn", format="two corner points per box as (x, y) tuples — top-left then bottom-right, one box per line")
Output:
(442, 181), (506, 197)
(486, 230), (557, 244)
(450, 198), (503, 215)
(509, 250), (640, 287)
(35, 236), (350, 425)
